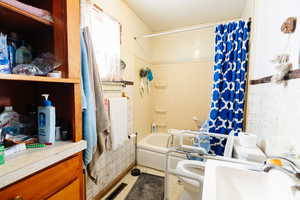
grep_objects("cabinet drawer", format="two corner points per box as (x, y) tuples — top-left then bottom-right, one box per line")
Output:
(48, 178), (81, 200)
(0, 154), (83, 200)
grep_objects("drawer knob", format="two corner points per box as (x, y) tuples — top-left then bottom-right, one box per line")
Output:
(12, 196), (23, 200)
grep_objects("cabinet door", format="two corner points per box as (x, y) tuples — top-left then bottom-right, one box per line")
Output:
(0, 154), (83, 200)
(48, 178), (81, 200)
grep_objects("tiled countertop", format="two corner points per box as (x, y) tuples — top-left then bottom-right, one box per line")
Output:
(0, 140), (86, 189)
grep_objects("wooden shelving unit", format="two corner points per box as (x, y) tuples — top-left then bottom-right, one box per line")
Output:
(0, 0), (81, 141)
(0, 74), (80, 84)
(0, 2), (53, 26)
(0, 1), (84, 199)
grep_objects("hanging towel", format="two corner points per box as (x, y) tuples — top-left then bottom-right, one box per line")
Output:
(82, 27), (112, 184)
(83, 27), (112, 152)
(109, 97), (128, 151)
(80, 31), (97, 166)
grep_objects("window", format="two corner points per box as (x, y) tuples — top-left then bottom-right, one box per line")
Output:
(82, 3), (121, 81)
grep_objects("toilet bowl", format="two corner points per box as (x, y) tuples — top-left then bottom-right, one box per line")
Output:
(176, 160), (205, 200)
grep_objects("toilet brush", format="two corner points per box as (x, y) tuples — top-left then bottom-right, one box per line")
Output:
(129, 132), (141, 176)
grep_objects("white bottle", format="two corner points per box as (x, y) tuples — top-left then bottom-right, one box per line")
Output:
(151, 123), (157, 134)
(38, 94), (55, 144)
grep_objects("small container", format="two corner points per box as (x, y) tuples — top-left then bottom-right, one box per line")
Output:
(47, 71), (62, 78)
(55, 126), (61, 141)
(0, 145), (4, 165)
(16, 41), (32, 64)
(151, 123), (157, 134)
(61, 130), (69, 141)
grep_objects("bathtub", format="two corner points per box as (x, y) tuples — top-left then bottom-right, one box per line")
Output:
(137, 133), (186, 171)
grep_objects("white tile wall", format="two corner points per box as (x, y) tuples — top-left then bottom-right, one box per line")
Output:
(246, 79), (300, 155)
(86, 88), (135, 200)
(86, 139), (135, 200)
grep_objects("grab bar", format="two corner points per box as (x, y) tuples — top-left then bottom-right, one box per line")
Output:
(168, 129), (231, 146)
(168, 129), (230, 138)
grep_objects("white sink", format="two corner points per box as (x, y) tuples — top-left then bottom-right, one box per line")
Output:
(203, 160), (299, 200)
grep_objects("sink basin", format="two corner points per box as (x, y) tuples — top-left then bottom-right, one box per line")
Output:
(203, 160), (298, 200)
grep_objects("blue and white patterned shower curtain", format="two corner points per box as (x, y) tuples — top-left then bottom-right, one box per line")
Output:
(208, 20), (251, 156)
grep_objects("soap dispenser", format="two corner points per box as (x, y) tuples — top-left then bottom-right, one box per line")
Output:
(38, 94), (55, 144)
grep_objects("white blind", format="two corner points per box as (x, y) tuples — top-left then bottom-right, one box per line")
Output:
(81, 1), (121, 81)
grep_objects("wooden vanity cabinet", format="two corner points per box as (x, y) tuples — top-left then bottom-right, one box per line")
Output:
(0, 154), (84, 200)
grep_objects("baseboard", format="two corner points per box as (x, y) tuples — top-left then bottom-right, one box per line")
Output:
(93, 162), (135, 199)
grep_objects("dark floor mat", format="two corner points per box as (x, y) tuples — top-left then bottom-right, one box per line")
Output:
(125, 173), (164, 200)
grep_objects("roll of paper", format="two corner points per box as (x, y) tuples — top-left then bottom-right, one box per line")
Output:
(239, 132), (257, 148)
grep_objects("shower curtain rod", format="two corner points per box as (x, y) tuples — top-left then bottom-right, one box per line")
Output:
(134, 17), (251, 39)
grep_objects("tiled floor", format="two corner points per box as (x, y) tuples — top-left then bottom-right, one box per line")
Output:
(101, 166), (184, 200)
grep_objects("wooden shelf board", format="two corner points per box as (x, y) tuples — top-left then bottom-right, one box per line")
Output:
(0, 74), (80, 84)
(0, 2), (53, 27)
(250, 69), (300, 85)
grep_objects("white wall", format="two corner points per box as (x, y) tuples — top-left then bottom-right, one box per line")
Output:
(150, 26), (215, 131)
(245, 0), (300, 155)
(150, 26), (215, 64)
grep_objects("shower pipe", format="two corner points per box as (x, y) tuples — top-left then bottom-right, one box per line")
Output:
(134, 17), (251, 39)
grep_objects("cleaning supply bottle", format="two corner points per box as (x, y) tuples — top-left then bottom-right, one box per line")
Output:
(0, 33), (11, 74)
(0, 106), (18, 127)
(38, 94), (55, 144)
(8, 42), (16, 70)
(151, 123), (157, 134)
(0, 145), (4, 165)
(16, 40), (32, 64)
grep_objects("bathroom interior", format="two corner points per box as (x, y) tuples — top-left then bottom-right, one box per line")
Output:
(0, 0), (300, 200)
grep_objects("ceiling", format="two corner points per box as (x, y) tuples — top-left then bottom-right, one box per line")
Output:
(123, 0), (247, 32)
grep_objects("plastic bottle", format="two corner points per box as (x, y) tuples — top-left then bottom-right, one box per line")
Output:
(16, 40), (32, 64)
(0, 33), (11, 74)
(151, 123), (157, 134)
(0, 145), (4, 165)
(38, 94), (56, 144)
(0, 106), (18, 127)
(8, 42), (16, 70)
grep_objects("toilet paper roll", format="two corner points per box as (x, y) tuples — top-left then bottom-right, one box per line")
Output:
(128, 134), (136, 139)
(239, 132), (257, 148)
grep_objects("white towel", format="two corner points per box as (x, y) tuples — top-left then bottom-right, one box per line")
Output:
(109, 97), (128, 150)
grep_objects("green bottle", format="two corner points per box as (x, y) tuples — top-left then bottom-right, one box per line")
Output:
(0, 145), (4, 165)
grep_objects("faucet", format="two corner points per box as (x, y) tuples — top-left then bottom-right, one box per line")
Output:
(263, 156), (300, 181)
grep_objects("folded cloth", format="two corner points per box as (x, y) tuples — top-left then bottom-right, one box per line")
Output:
(0, 0), (53, 21)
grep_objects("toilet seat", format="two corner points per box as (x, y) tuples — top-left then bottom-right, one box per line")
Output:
(176, 160), (205, 188)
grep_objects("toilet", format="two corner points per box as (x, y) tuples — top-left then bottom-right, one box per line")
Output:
(176, 160), (205, 200)
(175, 131), (235, 200)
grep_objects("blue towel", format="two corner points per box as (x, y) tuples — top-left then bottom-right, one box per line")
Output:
(81, 32), (97, 165)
